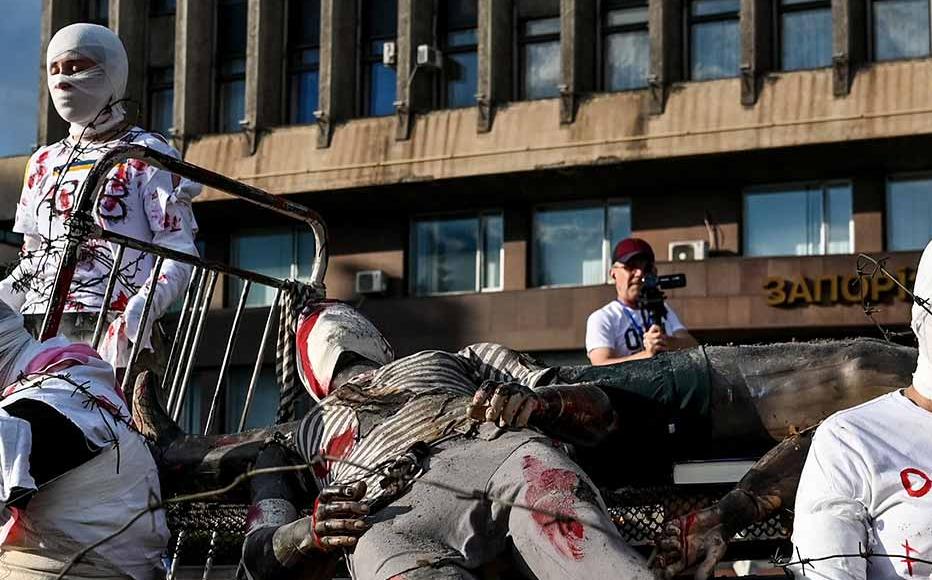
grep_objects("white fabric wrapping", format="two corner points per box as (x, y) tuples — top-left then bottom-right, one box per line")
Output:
(46, 23), (128, 137)
(911, 240), (932, 399)
(0, 410), (35, 504)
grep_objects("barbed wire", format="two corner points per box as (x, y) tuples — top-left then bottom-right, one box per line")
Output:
(855, 253), (931, 343)
(55, 446), (623, 579)
(774, 542), (932, 576)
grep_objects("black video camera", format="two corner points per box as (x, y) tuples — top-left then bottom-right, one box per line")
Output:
(637, 273), (687, 332)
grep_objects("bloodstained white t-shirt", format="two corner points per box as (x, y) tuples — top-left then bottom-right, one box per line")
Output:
(585, 300), (686, 356)
(791, 391), (932, 580)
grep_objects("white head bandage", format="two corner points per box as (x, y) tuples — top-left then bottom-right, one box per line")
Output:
(46, 23), (128, 137)
(911, 240), (932, 399)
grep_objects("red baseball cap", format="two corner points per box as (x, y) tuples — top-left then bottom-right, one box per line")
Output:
(612, 237), (655, 265)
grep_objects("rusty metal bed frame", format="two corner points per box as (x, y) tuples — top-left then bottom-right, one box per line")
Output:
(37, 146), (788, 576)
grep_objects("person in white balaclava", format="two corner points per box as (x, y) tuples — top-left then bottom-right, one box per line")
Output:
(0, 298), (168, 579)
(788, 240), (932, 580)
(0, 23), (200, 390)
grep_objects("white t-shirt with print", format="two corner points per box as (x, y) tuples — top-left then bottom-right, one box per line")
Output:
(791, 391), (932, 580)
(1, 127), (199, 315)
(585, 300), (686, 356)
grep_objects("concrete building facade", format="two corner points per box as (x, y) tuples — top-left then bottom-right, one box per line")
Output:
(3, 0), (932, 431)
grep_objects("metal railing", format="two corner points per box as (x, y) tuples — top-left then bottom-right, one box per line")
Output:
(39, 143), (328, 429)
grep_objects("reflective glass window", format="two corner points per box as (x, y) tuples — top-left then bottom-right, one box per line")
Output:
(226, 366), (279, 431)
(148, 66), (174, 137)
(288, 0), (321, 124)
(872, 0), (931, 61)
(887, 176), (932, 251)
(412, 214), (503, 295)
(520, 17), (561, 100)
(744, 183), (853, 257)
(688, 0), (740, 81)
(216, 0), (247, 132)
(230, 228), (317, 306)
(0, 0), (41, 156)
(602, 2), (650, 91)
(361, 0), (397, 117)
(780, 0), (832, 70)
(533, 202), (632, 287)
(442, 0), (478, 108)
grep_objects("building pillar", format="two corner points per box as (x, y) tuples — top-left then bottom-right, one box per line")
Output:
(317, 0), (357, 148)
(39, 0), (83, 146)
(832, 0), (866, 96)
(173, 0), (214, 151)
(739, 0), (771, 106)
(477, 0), (513, 133)
(245, 0), (285, 153)
(395, 0), (435, 140)
(110, 0), (148, 119)
(560, 0), (595, 125)
(647, 0), (683, 115)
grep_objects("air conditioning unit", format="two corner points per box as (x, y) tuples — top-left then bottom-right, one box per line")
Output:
(416, 44), (444, 70)
(356, 270), (387, 295)
(668, 240), (709, 262)
(382, 41), (397, 66)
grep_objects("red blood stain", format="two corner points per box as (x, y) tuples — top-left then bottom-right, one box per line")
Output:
(128, 159), (148, 172)
(901, 468), (932, 498)
(314, 427), (356, 478)
(27, 151), (49, 189)
(521, 454), (585, 561)
(110, 291), (129, 312)
(681, 512), (698, 565)
(903, 539), (919, 576)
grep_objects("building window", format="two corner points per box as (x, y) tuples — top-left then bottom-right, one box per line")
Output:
(360, 0), (397, 117)
(744, 183), (852, 257)
(519, 16), (561, 100)
(216, 0), (247, 133)
(871, 0), (931, 61)
(148, 67), (173, 137)
(226, 366), (279, 431)
(688, 0), (740, 81)
(411, 213), (503, 295)
(441, 0), (479, 108)
(230, 228), (317, 306)
(288, 0), (321, 124)
(602, 0), (650, 91)
(887, 175), (932, 251)
(779, 0), (832, 70)
(84, 0), (108, 26)
(533, 202), (632, 287)
(151, 0), (176, 15)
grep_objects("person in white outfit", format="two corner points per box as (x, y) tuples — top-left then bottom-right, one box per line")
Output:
(790, 239), (932, 580)
(0, 23), (200, 383)
(0, 297), (169, 579)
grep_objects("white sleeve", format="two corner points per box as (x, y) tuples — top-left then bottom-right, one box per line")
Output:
(585, 309), (614, 353)
(789, 423), (871, 580)
(663, 303), (687, 335)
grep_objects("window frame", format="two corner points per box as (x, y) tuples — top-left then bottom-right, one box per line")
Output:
(357, 0), (399, 118)
(685, 0), (741, 81)
(437, 0), (479, 109)
(531, 198), (633, 289)
(742, 181), (855, 258)
(774, 0), (832, 71)
(228, 226), (316, 307)
(408, 210), (505, 297)
(885, 171), (932, 252)
(598, 0), (650, 92)
(150, 0), (177, 16)
(147, 66), (174, 137)
(867, 0), (932, 62)
(214, 0), (248, 133)
(286, 0), (322, 125)
(515, 14), (562, 101)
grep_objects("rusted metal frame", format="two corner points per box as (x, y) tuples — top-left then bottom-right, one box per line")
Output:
(39, 143), (329, 341)
(238, 288), (281, 432)
(203, 280), (252, 435)
(166, 271), (209, 413)
(171, 271), (218, 423)
(91, 244), (126, 350)
(120, 256), (166, 397)
(161, 268), (204, 396)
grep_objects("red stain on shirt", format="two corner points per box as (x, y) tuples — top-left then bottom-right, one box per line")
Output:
(110, 291), (129, 312)
(314, 427), (356, 478)
(901, 468), (932, 498)
(522, 454), (586, 561)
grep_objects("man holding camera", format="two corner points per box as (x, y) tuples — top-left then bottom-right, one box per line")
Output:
(586, 238), (698, 365)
